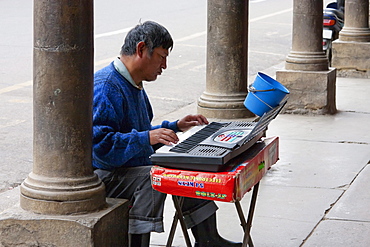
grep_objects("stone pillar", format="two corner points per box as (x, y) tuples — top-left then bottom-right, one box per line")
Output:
(276, 0), (337, 114)
(285, 0), (328, 71)
(20, 0), (106, 215)
(339, 0), (370, 42)
(0, 1), (129, 246)
(332, 0), (370, 78)
(198, 0), (254, 119)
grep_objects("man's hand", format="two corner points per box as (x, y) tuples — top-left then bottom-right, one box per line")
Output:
(177, 114), (209, 132)
(149, 128), (179, 145)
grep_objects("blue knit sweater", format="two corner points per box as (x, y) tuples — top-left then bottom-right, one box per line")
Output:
(92, 62), (179, 170)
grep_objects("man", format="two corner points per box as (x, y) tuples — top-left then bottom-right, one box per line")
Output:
(93, 21), (241, 247)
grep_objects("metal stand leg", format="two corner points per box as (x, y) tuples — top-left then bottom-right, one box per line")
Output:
(166, 196), (183, 247)
(167, 182), (260, 247)
(235, 200), (254, 247)
(235, 182), (260, 247)
(166, 196), (192, 247)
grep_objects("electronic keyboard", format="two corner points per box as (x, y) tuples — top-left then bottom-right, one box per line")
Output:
(150, 99), (287, 172)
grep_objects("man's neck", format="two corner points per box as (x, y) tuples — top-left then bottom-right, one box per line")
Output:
(119, 56), (142, 86)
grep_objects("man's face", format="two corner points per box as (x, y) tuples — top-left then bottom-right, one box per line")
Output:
(141, 46), (169, 82)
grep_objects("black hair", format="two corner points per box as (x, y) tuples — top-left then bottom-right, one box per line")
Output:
(120, 21), (173, 56)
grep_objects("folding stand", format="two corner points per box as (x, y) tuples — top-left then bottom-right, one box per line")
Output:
(166, 182), (260, 247)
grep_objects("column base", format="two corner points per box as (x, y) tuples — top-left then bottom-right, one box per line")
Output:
(285, 51), (329, 71)
(197, 105), (254, 119)
(339, 27), (370, 42)
(197, 91), (255, 119)
(276, 68), (337, 114)
(0, 195), (129, 247)
(332, 40), (370, 78)
(20, 172), (107, 215)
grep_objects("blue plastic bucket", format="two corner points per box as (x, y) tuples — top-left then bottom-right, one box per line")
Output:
(244, 72), (289, 116)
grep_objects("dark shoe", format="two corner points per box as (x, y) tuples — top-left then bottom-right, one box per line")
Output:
(193, 238), (242, 247)
(129, 233), (150, 247)
(191, 213), (242, 247)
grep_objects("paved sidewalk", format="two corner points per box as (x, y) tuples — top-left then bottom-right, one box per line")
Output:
(1, 77), (369, 247)
(150, 76), (370, 247)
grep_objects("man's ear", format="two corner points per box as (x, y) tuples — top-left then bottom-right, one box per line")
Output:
(136, 41), (146, 58)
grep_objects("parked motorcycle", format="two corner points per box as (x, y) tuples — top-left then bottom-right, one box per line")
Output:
(322, 1), (344, 65)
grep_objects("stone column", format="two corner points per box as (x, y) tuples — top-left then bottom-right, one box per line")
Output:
(285, 0), (328, 71)
(0, 1), (129, 246)
(198, 0), (254, 119)
(339, 0), (370, 41)
(20, 0), (106, 215)
(276, 0), (336, 114)
(332, 0), (370, 77)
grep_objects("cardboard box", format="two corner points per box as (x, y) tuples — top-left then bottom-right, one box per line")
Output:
(151, 136), (279, 203)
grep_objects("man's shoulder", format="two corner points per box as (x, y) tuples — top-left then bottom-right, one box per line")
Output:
(94, 64), (134, 99)
(94, 62), (115, 78)
(95, 63), (121, 85)
(95, 62), (130, 83)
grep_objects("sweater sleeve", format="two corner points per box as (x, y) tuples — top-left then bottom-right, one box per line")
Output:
(151, 120), (180, 132)
(92, 78), (154, 170)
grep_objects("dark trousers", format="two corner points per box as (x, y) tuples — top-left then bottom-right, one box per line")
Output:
(95, 165), (218, 234)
